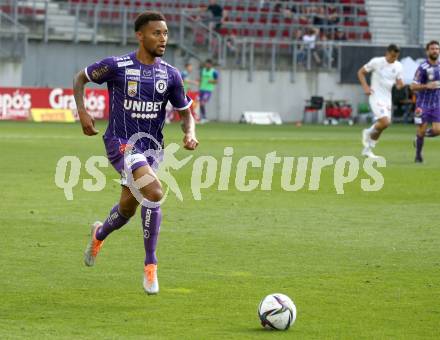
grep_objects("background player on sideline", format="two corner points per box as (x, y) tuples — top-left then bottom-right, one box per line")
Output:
(199, 59), (218, 123)
(358, 44), (404, 158)
(410, 40), (440, 163)
(73, 11), (198, 295)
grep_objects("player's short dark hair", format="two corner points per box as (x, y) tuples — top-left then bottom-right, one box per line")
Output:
(205, 59), (213, 64)
(426, 40), (440, 50)
(134, 11), (166, 32)
(386, 44), (400, 54)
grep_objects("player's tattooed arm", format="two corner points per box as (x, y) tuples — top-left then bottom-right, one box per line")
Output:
(73, 70), (99, 136)
(357, 67), (373, 95)
(178, 109), (199, 150)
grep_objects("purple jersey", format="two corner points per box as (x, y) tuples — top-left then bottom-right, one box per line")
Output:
(85, 51), (191, 151)
(413, 60), (440, 110)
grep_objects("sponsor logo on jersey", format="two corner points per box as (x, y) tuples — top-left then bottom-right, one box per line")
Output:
(91, 65), (110, 81)
(117, 60), (134, 67)
(126, 68), (141, 76)
(126, 76), (140, 81)
(124, 99), (163, 117)
(127, 81), (138, 98)
(155, 73), (168, 80)
(143, 70), (152, 77)
(155, 80), (167, 94)
(115, 56), (131, 61)
(131, 112), (159, 120)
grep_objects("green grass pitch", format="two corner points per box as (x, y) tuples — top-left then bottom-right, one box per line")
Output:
(0, 121), (439, 339)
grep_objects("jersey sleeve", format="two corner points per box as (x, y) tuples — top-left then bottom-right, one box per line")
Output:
(413, 65), (425, 84)
(85, 57), (117, 85)
(396, 63), (404, 80)
(168, 69), (192, 110)
(363, 57), (379, 73)
(213, 70), (219, 80)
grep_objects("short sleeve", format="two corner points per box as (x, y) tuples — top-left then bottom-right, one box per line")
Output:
(168, 69), (192, 111)
(413, 65), (425, 84)
(213, 70), (219, 80)
(363, 57), (379, 73)
(85, 57), (117, 85)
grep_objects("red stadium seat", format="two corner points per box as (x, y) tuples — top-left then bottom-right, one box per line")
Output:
(348, 31), (357, 40)
(219, 27), (229, 36)
(363, 31), (372, 40)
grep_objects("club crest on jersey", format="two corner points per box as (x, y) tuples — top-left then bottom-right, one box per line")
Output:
(155, 79), (167, 94)
(127, 81), (138, 97)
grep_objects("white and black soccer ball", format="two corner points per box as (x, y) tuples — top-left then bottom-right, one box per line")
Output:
(258, 293), (296, 330)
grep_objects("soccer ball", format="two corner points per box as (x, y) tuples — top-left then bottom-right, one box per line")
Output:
(258, 293), (296, 330)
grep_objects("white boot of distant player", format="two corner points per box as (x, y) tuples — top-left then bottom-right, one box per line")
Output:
(362, 124), (381, 158)
(362, 146), (379, 158)
(362, 137), (380, 158)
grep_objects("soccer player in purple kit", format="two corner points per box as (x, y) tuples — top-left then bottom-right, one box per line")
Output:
(73, 11), (199, 294)
(411, 40), (440, 163)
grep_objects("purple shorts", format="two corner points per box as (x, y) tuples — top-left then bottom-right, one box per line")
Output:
(199, 90), (212, 103)
(418, 107), (440, 124)
(104, 136), (158, 186)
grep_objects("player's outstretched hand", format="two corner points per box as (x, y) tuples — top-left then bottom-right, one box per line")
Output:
(183, 134), (199, 150)
(79, 112), (99, 136)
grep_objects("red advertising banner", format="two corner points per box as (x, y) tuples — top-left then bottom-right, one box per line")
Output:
(0, 87), (109, 121)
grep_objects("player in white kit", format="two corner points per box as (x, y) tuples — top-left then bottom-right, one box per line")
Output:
(357, 44), (404, 158)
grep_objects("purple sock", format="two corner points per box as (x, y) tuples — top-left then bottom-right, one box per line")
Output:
(95, 204), (130, 241)
(141, 206), (161, 265)
(425, 128), (439, 137)
(416, 135), (424, 158)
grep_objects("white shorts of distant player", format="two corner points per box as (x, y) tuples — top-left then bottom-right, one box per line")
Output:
(369, 96), (392, 121)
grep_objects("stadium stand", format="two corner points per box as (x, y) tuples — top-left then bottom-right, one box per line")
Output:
(421, 0), (440, 44)
(1, 0), (371, 42)
(0, 12), (27, 60)
(365, 0), (409, 45)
